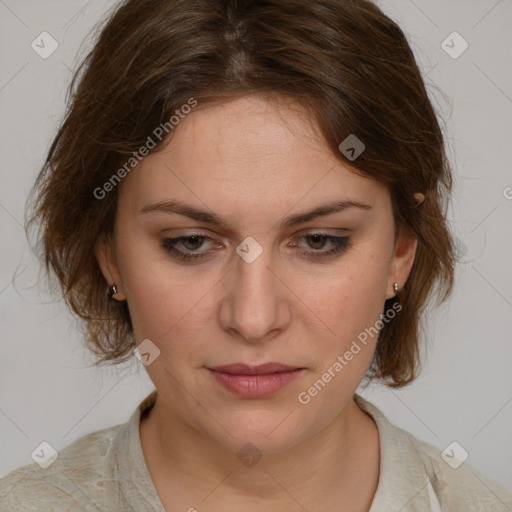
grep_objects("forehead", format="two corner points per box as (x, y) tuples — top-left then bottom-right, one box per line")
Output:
(118, 95), (386, 215)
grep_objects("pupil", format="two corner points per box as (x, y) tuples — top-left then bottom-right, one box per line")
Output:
(185, 236), (202, 250)
(309, 234), (325, 249)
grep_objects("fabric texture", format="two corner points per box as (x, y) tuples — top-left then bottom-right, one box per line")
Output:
(1, 390), (511, 511)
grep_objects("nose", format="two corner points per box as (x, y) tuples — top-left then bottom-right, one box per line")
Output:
(218, 246), (292, 343)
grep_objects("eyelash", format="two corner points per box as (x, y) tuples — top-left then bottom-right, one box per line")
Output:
(161, 233), (352, 262)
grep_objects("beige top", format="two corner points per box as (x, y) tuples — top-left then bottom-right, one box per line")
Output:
(1, 390), (511, 511)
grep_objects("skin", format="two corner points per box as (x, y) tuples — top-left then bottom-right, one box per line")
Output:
(95, 95), (422, 511)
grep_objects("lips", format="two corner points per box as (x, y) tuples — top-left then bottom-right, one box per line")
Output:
(208, 362), (302, 375)
(207, 364), (305, 398)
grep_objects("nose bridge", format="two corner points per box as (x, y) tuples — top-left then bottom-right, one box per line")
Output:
(221, 244), (289, 341)
(236, 250), (273, 300)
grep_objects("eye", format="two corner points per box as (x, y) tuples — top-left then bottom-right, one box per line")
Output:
(161, 234), (217, 262)
(291, 233), (352, 259)
(161, 232), (351, 263)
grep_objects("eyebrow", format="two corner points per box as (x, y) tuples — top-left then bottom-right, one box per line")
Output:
(139, 198), (372, 228)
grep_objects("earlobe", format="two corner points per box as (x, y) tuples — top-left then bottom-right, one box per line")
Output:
(414, 192), (426, 206)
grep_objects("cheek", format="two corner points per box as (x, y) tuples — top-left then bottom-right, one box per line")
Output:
(127, 275), (205, 344)
(294, 267), (388, 413)
(289, 252), (390, 402)
(119, 246), (218, 357)
(293, 251), (389, 339)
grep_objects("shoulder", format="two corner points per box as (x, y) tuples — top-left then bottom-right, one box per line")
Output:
(0, 423), (126, 512)
(0, 469), (87, 512)
(413, 436), (512, 511)
(354, 393), (512, 511)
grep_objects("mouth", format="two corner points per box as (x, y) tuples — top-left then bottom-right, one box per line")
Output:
(206, 363), (305, 398)
(207, 362), (303, 375)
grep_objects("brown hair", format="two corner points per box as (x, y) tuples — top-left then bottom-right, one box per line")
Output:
(25, 0), (455, 387)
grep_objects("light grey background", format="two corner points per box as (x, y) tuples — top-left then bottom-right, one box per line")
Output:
(1, 0), (511, 494)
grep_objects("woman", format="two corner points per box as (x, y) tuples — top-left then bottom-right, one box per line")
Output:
(1, 0), (510, 510)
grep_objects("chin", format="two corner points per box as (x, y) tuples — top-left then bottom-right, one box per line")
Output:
(206, 409), (304, 456)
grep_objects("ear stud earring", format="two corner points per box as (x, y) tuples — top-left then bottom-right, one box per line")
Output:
(108, 284), (117, 299)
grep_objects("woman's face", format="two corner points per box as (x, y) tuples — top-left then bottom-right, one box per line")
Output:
(96, 95), (418, 454)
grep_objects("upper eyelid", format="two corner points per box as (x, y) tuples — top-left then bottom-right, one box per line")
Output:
(166, 232), (348, 250)
(167, 228), (349, 242)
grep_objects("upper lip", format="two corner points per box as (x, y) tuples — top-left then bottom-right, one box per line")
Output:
(208, 363), (302, 375)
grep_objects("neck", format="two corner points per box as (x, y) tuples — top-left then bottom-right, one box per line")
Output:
(139, 395), (380, 511)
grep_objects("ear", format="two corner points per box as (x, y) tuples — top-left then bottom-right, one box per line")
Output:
(386, 229), (418, 299)
(386, 192), (425, 299)
(94, 234), (127, 301)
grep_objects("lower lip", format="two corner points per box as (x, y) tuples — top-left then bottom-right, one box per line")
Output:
(207, 369), (304, 398)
